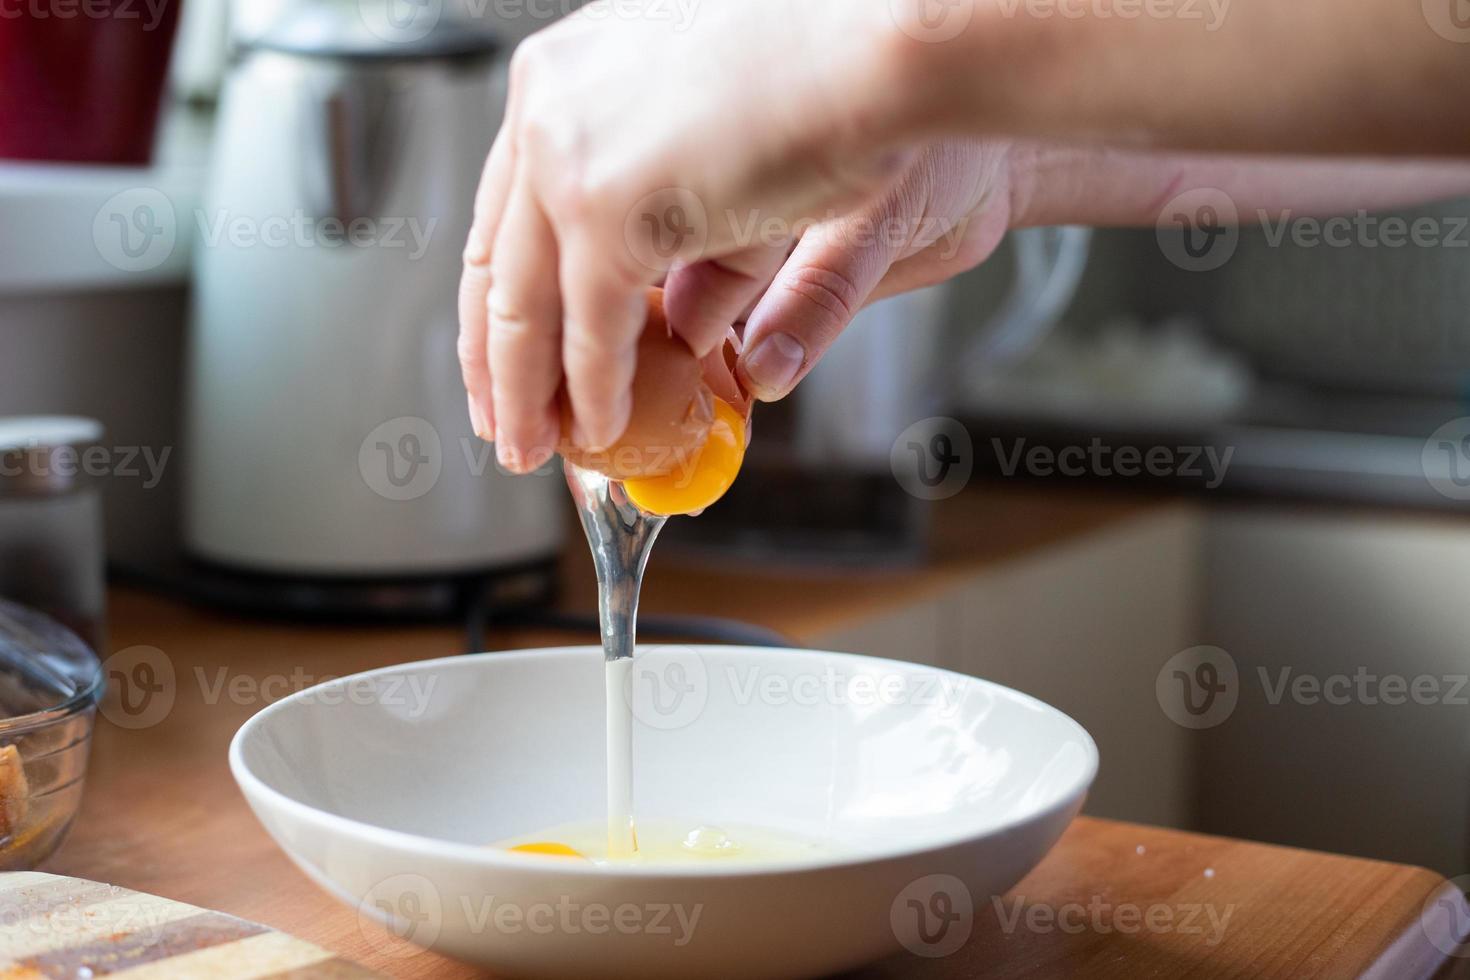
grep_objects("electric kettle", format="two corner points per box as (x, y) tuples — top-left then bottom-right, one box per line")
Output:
(184, 5), (564, 604)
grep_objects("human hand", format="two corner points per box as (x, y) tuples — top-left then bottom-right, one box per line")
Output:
(458, 0), (963, 472)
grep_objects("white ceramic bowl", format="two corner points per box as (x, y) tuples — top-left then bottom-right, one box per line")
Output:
(230, 646), (1096, 978)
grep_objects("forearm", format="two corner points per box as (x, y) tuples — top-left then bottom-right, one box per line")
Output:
(885, 0), (1470, 157)
(1007, 145), (1470, 228)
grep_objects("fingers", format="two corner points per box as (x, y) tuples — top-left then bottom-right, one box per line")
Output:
(458, 118), (519, 442)
(738, 216), (901, 402)
(488, 178), (564, 473)
(558, 233), (649, 451)
(457, 260), (495, 440)
(662, 244), (792, 357)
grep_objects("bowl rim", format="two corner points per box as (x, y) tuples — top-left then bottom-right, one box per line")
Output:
(0, 657), (105, 737)
(229, 645), (1099, 880)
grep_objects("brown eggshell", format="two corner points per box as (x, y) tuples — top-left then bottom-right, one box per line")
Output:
(560, 288), (715, 480)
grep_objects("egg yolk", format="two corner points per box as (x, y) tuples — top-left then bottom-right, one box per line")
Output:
(623, 398), (746, 517)
(508, 842), (584, 859)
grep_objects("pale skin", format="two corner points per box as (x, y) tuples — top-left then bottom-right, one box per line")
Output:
(459, 0), (1470, 472)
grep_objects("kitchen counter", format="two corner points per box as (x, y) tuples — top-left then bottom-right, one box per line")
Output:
(39, 486), (1470, 976)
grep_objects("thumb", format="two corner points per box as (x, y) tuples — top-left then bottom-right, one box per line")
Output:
(737, 214), (900, 402)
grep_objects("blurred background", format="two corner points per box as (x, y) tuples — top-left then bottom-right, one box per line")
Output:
(4, 0), (1470, 879)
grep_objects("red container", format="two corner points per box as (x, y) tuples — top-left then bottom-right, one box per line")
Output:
(0, 0), (182, 165)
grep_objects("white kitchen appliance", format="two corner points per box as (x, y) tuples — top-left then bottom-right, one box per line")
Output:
(185, 5), (563, 607)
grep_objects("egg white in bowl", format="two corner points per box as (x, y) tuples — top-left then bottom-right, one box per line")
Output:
(230, 645), (1096, 979)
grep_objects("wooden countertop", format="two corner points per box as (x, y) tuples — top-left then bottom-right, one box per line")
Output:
(37, 487), (1470, 976)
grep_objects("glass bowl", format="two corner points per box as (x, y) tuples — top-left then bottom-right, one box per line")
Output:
(0, 598), (104, 870)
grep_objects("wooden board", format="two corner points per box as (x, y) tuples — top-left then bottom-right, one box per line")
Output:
(0, 872), (381, 978)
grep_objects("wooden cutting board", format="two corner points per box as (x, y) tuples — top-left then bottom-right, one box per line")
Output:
(0, 872), (383, 979)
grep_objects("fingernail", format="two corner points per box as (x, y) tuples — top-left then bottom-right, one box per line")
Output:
(495, 427), (518, 472)
(571, 420), (595, 451)
(529, 417), (560, 471)
(580, 389), (631, 452)
(740, 333), (805, 400)
(468, 394), (489, 440)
